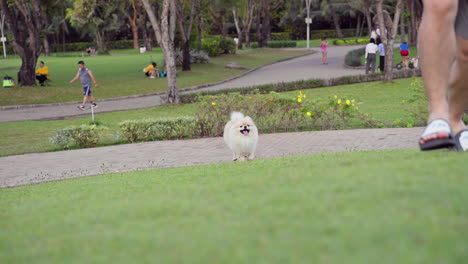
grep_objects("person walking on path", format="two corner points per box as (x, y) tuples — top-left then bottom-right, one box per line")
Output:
(320, 37), (328, 64)
(399, 41), (410, 69)
(35, 61), (49, 86)
(377, 37), (385, 73)
(69, 61), (99, 110)
(418, 0), (468, 152)
(365, 38), (378, 74)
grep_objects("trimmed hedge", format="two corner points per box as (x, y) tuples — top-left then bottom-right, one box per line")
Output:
(119, 117), (199, 142)
(180, 70), (421, 104)
(49, 124), (108, 149)
(271, 32), (291, 41)
(345, 47), (366, 67)
(250, 41), (297, 49)
(310, 29), (367, 39)
(334, 38), (369, 45)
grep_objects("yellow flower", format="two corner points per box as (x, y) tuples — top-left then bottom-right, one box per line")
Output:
(346, 100), (351, 105)
(297, 98), (302, 103)
(306, 112), (312, 116)
(211, 102), (216, 105)
(303, 94), (306, 98)
(334, 95), (338, 99)
(352, 104), (355, 107)
(337, 99), (342, 105)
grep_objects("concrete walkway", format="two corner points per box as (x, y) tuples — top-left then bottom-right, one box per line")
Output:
(0, 45), (364, 123)
(0, 127), (423, 188)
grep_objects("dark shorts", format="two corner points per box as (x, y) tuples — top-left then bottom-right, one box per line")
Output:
(145, 72), (150, 77)
(456, 0), (468, 39)
(400, 50), (409, 56)
(83, 85), (92, 96)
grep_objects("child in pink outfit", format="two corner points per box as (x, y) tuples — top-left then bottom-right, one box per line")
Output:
(321, 37), (328, 64)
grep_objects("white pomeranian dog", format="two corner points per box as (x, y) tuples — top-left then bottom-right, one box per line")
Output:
(223, 112), (259, 161)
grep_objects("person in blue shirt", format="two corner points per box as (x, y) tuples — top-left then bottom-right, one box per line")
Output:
(418, 0), (468, 152)
(399, 42), (410, 69)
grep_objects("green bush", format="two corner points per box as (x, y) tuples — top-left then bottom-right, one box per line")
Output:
(196, 91), (383, 137)
(271, 32), (291, 41)
(333, 38), (368, 46)
(119, 117), (199, 143)
(49, 125), (107, 149)
(250, 42), (259, 49)
(344, 47), (366, 67)
(201, 36), (236, 57)
(310, 29), (365, 39)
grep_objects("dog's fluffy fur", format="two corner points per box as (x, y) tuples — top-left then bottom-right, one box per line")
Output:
(223, 112), (259, 161)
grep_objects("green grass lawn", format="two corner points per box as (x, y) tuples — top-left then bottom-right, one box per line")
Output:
(0, 78), (418, 157)
(1, 149), (467, 263)
(0, 48), (309, 106)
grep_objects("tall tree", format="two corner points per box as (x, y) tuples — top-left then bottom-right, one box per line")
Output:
(257, 0), (286, 47)
(377, 0), (403, 82)
(0, 0), (47, 86)
(324, 0), (344, 38)
(176, 0), (197, 71)
(142, 0), (179, 103)
(67, 0), (125, 54)
(125, 0), (143, 50)
(232, 0), (257, 49)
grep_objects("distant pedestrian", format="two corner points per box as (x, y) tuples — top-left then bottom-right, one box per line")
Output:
(320, 37), (328, 64)
(35, 61), (49, 86)
(377, 37), (385, 73)
(365, 38), (378, 74)
(400, 41), (410, 69)
(69, 61), (99, 110)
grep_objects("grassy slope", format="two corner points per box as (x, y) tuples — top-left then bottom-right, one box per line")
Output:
(0, 48), (309, 106)
(1, 149), (467, 263)
(0, 78), (417, 157)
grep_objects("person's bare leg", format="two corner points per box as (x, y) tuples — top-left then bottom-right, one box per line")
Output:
(89, 94), (95, 104)
(448, 35), (468, 134)
(81, 96), (88, 106)
(419, 0), (458, 125)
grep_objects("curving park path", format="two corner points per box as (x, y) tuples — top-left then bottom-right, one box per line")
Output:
(0, 127), (423, 188)
(0, 45), (364, 123)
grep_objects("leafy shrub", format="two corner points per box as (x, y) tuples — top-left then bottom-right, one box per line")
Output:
(271, 32), (291, 41)
(119, 117), (199, 143)
(344, 47), (366, 67)
(250, 42), (259, 49)
(201, 36), (236, 57)
(334, 38), (368, 46)
(195, 91), (382, 137)
(310, 29), (363, 39)
(171, 49), (210, 67)
(401, 77), (428, 127)
(50, 125), (107, 149)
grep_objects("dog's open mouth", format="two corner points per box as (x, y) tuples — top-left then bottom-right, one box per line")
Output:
(240, 128), (250, 135)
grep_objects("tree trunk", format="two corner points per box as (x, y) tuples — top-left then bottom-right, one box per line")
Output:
(245, 30), (250, 48)
(196, 1), (203, 50)
(43, 38), (50, 56)
(95, 30), (108, 54)
(1, 0), (45, 86)
(142, 0), (179, 103)
(256, 11), (262, 45)
(365, 9), (372, 37)
(400, 1), (407, 43)
(182, 41), (191, 71)
(232, 9), (243, 49)
(260, 0), (270, 47)
(326, 0), (343, 38)
(130, 20), (139, 50)
(355, 14), (361, 36)
(409, 0), (417, 46)
(377, 0), (403, 83)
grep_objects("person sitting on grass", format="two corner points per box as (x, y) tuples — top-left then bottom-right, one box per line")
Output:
(35, 61), (49, 86)
(144, 62), (160, 79)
